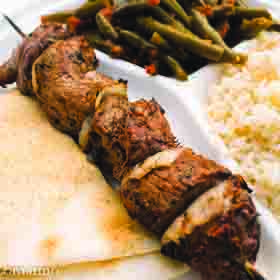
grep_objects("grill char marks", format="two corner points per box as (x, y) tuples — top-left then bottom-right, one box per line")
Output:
(120, 148), (232, 235)
(161, 175), (260, 280)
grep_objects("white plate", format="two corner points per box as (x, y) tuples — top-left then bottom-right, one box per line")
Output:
(0, 1), (280, 279)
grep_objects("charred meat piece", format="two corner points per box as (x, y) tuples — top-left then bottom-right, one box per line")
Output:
(161, 175), (260, 280)
(120, 148), (232, 235)
(82, 95), (178, 180)
(32, 36), (116, 137)
(127, 98), (177, 167)
(0, 23), (70, 95)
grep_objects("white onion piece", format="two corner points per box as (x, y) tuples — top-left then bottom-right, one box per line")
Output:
(95, 84), (127, 110)
(128, 148), (184, 181)
(162, 180), (233, 245)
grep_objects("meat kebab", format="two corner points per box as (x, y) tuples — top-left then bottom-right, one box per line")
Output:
(0, 22), (70, 95)
(0, 18), (266, 280)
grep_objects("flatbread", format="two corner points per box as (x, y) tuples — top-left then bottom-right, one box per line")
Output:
(0, 90), (160, 267)
(6, 254), (189, 280)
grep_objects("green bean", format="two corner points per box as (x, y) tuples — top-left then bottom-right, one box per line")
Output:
(150, 32), (190, 61)
(113, 1), (153, 17)
(151, 6), (193, 35)
(240, 17), (273, 37)
(150, 32), (172, 50)
(173, 18), (193, 34)
(152, 6), (195, 34)
(113, 3), (190, 33)
(96, 12), (118, 40)
(191, 9), (226, 45)
(191, 9), (246, 63)
(150, 6), (191, 33)
(163, 56), (188, 80)
(86, 33), (124, 56)
(150, 6), (176, 25)
(234, 7), (272, 19)
(75, 0), (109, 18)
(191, 9), (230, 47)
(119, 29), (157, 49)
(221, 47), (247, 64)
(41, 11), (73, 23)
(137, 17), (224, 61)
(160, 0), (191, 27)
(42, 0), (109, 22)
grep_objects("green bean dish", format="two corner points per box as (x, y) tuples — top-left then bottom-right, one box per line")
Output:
(42, 0), (279, 80)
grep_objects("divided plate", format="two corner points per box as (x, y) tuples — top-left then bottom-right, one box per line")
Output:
(0, 0), (280, 279)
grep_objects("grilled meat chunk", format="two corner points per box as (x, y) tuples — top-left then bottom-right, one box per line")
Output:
(85, 84), (129, 179)
(0, 23), (70, 94)
(83, 95), (178, 180)
(120, 148), (232, 235)
(161, 175), (260, 280)
(127, 99), (177, 167)
(32, 36), (116, 137)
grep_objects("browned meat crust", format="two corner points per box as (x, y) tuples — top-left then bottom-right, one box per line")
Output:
(161, 176), (260, 280)
(120, 148), (231, 235)
(127, 99), (177, 167)
(0, 23), (70, 94)
(89, 86), (129, 179)
(87, 97), (178, 180)
(32, 36), (115, 137)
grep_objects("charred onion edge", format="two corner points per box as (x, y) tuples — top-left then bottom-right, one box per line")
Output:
(161, 179), (234, 245)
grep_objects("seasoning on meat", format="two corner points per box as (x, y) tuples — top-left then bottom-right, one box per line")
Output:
(120, 148), (232, 235)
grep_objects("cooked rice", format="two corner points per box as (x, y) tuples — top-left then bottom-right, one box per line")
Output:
(207, 32), (280, 220)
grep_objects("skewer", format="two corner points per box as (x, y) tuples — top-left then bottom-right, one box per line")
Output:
(1, 13), (27, 38)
